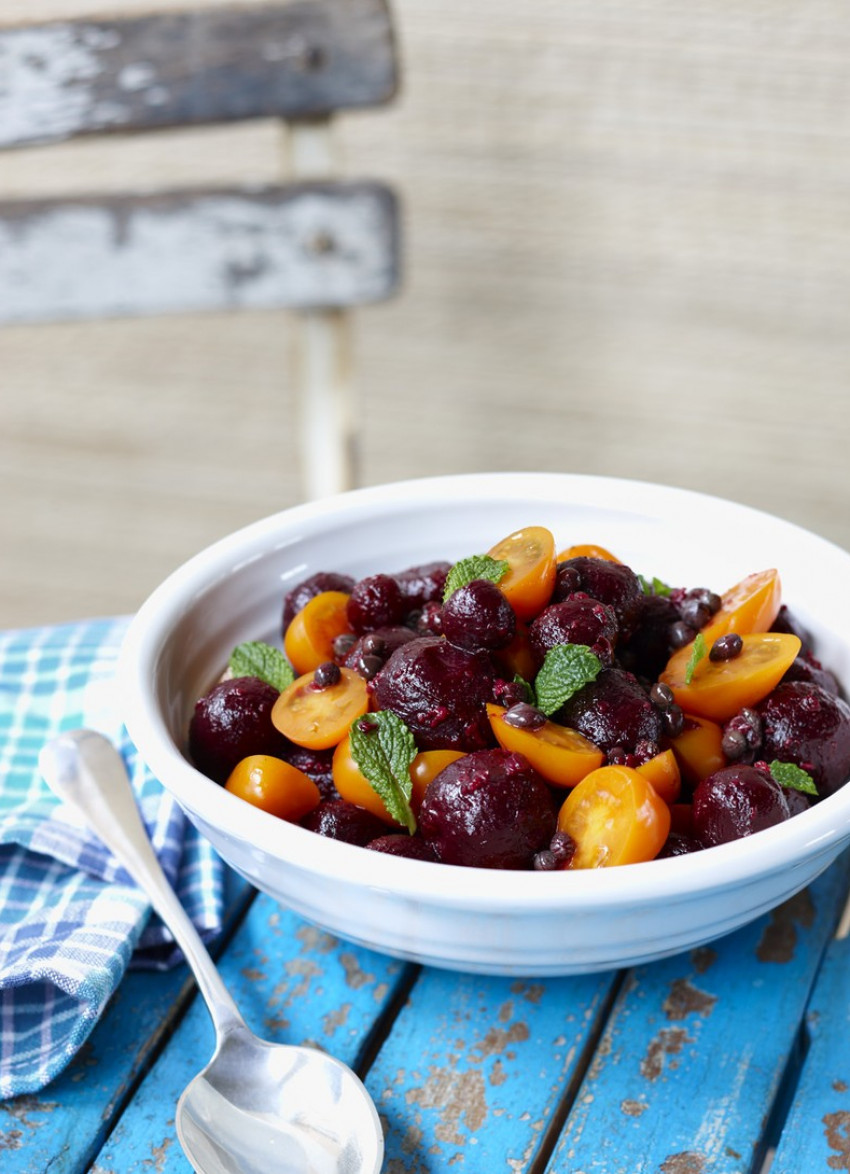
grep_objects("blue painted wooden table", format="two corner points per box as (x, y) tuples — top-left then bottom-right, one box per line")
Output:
(4, 851), (850, 1174)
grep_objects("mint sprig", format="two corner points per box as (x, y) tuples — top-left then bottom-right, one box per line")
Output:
(443, 554), (509, 602)
(684, 633), (708, 685)
(769, 760), (818, 796)
(534, 644), (603, 716)
(229, 641), (295, 692)
(349, 710), (418, 833)
(639, 574), (672, 598)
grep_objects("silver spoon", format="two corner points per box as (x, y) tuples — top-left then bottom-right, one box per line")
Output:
(39, 729), (384, 1174)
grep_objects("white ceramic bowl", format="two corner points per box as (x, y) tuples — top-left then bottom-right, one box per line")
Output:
(120, 473), (850, 975)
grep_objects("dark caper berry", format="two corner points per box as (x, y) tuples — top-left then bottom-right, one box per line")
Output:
(670, 620), (695, 649)
(357, 654), (384, 681)
(533, 849), (558, 871)
(710, 633), (743, 662)
(686, 587), (722, 615)
(650, 682), (675, 710)
(662, 704), (685, 738)
(313, 661), (341, 689)
(680, 598), (712, 629)
(722, 728), (749, 760)
(549, 831), (576, 865)
(503, 702), (547, 731)
(333, 633), (357, 659)
(361, 633), (387, 657)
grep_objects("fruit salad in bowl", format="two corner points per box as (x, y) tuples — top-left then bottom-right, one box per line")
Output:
(120, 473), (850, 975)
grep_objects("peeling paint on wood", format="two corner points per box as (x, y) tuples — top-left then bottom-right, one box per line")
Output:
(756, 888), (816, 963)
(0, 181), (399, 322)
(0, 1), (398, 148)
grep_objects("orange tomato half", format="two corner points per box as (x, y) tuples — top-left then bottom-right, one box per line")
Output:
(556, 543), (621, 563)
(660, 632), (801, 722)
(225, 755), (320, 821)
(636, 749), (681, 804)
(557, 765), (671, 868)
(700, 569), (782, 646)
(283, 589), (353, 676)
(486, 703), (604, 788)
(487, 526), (557, 621)
(272, 667), (369, 749)
(668, 714), (726, 785)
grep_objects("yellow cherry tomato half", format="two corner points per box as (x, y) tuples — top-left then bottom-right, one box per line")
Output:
(283, 589), (353, 676)
(409, 750), (466, 810)
(272, 666), (369, 750)
(557, 765), (671, 869)
(635, 748), (681, 805)
(700, 568), (782, 647)
(487, 526), (557, 621)
(668, 713), (726, 785)
(556, 543), (621, 564)
(225, 755), (320, 821)
(660, 631), (801, 722)
(486, 703), (604, 788)
(333, 739), (464, 823)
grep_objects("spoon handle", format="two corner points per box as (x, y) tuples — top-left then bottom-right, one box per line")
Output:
(40, 729), (244, 1038)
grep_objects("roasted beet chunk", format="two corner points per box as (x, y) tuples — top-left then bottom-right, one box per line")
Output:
(366, 834), (440, 861)
(394, 561), (451, 610)
(558, 668), (662, 754)
(553, 557), (644, 640)
(280, 744), (337, 800)
(757, 681), (850, 798)
(441, 579), (516, 652)
(418, 749), (557, 868)
(372, 636), (495, 751)
(188, 676), (290, 784)
(347, 573), (407, 634)
(301, 799), (389, 846)
(693, 765), (791, 846)
(529, 595), (618, 669)
(618, 592), (679, 679)
(282, 571), (355, 632)
(781, 654), (841, 697)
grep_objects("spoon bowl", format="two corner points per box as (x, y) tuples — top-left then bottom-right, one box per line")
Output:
(39, 729), (384, 1174)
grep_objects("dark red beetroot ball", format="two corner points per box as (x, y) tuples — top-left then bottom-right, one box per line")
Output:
(302, 799), (389, 846)
(418, 749), (557, 869)
(656, 832), (703, 858)
(188, 676), (290, 784)
(781, 654), (841, 697)
(693, 765), (791, 847)
(280, 745), (337, 800)
(558, 668), (662, 754)
(441, 579), (516, 652)
(372, 636), (496, 751)
(757, 681), (850, 799)
(529, 595), (618, 669)
(618, 592), (680, 680)
(366, 834), (440, 861)
(282, 571), (355, 632)
(553, 557), (644, 640)
(394, 561), (451, 610)
(347, 573), (407, 634)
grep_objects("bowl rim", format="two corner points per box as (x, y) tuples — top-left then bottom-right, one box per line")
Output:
(119, 471), (850, 911)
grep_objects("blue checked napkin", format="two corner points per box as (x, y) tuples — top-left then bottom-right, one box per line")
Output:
(0, 617), (224, 1098)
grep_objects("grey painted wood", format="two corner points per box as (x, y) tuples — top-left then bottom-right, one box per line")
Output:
(0, 0), (398, 149)
(0, 182), (400, 322)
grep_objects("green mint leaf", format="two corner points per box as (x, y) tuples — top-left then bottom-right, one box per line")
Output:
(443, 554), (509, 602)
(684, 633), (708, 685)
(770, 760), (818, 796)
(639, 574), (672, 597)
(229, 641), (295, 692)
(534, 644), (603, 716)
(349, 710), (418, 833)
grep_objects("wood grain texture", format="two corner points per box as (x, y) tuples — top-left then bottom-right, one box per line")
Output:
(2, 0), (850, 626)
(0, 182), (399, 321)
(0, 0), (398, 148)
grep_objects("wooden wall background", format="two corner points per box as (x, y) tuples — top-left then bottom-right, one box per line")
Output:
(2, 0), (849, 627)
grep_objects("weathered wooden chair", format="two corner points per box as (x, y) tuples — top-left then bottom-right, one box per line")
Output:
(0, 2), (400, 499)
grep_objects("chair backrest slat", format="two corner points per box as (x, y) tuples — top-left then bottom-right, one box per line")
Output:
(0, 0), (398, 150)
(0, 181), (399, 323)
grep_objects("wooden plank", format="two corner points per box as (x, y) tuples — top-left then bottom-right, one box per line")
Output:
(0, 181), (400, 323)
(0, 1), (398, 149)
(768, 923), (850, 1173)
(0, 869), (254, 1174)
(366, 965), (621, 1170)
(86, 894), (413, 1173)
(544, 850), (850, 1174)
